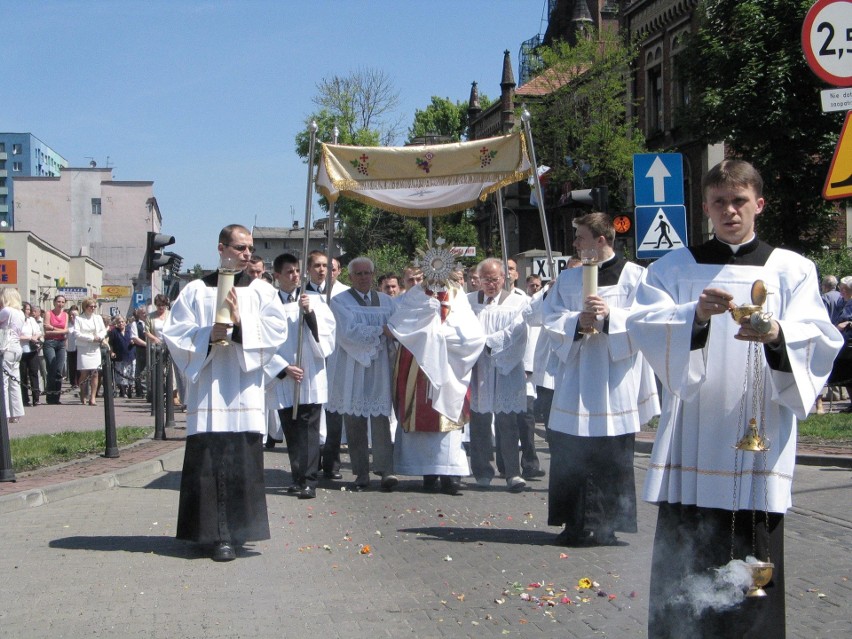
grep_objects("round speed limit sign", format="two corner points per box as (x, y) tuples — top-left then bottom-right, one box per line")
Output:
(802, 0), (852, 87)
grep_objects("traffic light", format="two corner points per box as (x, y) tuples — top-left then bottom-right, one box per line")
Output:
(146, 232), (176, 274)
(164, 251), (183, 277)
(565, 186), (609, 213)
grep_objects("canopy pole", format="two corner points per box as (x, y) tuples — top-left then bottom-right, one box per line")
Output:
(428, 212), (433, 245)
(495, 189), (510, 291)
(294, 120), (318, 418)
(325, 124), (340, 305)
(520, 104), (555, 280)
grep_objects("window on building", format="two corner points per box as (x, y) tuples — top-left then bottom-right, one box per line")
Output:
(0, 144), (5, 153)
(12, 162), (22, 172)
(670, 30), (690, 127)
(646, 46), (664, 134)
(91, 198), (102, 215)
(12, 144), (22, 155)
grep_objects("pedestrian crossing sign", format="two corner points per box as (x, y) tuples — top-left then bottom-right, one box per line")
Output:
(824, 111), (852, 200)
(635, 205), (687, 260)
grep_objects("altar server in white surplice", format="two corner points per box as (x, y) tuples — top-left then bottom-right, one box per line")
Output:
(264, 253), (336, 501)
(627, 161), (843, 638)
(542, 212), (659, 548)
(467, 258), (530, 493)
(163, 224), (289, 563)
(388, 251), (485, 496)
(327, 256), (399, 492)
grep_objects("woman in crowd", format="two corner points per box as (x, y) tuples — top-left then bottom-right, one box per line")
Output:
(74, 298), (107, 406)
(66, 305), (80, 392)
(108, 315), (135, 398)
(0, 288), (26, 422)
(149, 294), (186, 409)
(43, 295), (69, 404)
(19, 301), (42, 407)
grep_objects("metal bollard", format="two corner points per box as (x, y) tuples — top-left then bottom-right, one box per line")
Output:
(101, 344), (119, 458)
(152, 344), (166, 441)
(164, 348), (176, 429)
(0, 349), (16, 482)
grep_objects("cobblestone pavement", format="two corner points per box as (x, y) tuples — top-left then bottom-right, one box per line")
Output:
(0, 434), (849, 639)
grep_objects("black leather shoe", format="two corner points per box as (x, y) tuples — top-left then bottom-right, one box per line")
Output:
(522, 469), (546, 479)
(324, 471), (343, 480)
(212, 542), (236, 562)
(298, 486), (316, 500)
(440, 476), (461, 496)
(349, 483), (369, 492)
(380, 474), (399, 492)
(423, 475), (439, 492)
(553, 528), (591, 547)
(286, 484), (301, 494)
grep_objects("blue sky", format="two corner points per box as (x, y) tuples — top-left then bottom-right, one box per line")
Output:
(3, 0), (546, 269)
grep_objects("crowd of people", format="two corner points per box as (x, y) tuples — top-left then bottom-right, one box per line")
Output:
(0, 160), (843, 637)
(0, 290), (185, 417)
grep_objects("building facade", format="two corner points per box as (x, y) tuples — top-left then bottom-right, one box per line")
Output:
(13, 167), (165, 311)
(0, 133), (68, 229)
(0, 230), (103, 308)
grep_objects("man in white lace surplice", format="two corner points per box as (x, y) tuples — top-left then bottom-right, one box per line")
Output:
(327, 256), (399, 492)
(467, 258), (530, 492)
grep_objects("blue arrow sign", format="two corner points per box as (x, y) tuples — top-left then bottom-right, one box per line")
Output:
(635, 205), (688, 260)
(633, 153), (684, 207)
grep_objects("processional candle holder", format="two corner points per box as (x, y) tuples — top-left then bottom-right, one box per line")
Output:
(213, 255), (241, 346)
(578, 249), (599, 335)
(729, 278), (775, 597)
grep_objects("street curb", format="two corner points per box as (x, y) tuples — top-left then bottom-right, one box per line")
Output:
(0, 447), (185, 515)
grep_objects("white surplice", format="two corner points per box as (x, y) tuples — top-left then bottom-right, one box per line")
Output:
(326, 289), (397, 417)
(543, 260), (660, 437)
(264, 292), (336, 410)
(527, 288), (558, 391)
(467, 290), (530, 414)
(163, 278), (288, 436)
(627, 247), (843, 513)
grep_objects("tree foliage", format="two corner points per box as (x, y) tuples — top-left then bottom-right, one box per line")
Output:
(528, 24), (646, 212)
(678, 0), (847, 252)
(407, 95), (493, 142)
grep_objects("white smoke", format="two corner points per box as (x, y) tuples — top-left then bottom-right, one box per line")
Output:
(670, 556), (760, 615)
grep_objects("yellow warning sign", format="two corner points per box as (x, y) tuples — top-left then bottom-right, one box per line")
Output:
(824, 111), (852, 200)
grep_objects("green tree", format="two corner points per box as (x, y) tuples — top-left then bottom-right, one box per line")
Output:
(528, 24), (646, 212)
(678, 0), (847, 252)
(407, 95), (493, 142)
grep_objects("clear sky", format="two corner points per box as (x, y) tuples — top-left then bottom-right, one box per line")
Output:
(3, 0), (547, 270)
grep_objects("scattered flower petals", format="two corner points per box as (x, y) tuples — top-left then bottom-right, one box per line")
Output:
(528, 582), (542, 589)
(359, 544), (371, 555)
(608, 594), (617, 601)
(561, 596), (572, 604)
(443, 554), (453, 562)
(494, 598), (505, 605)
(559, 552), (569, 559)
(520, 592), (531, 601)
(578, 578), (593, 589)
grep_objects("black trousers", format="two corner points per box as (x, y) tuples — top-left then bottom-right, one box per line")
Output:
(279, 403), (321, 488)
(176, 432), (270, 546)
(321, 409), (343, 474)
(20, 351), (40, 405)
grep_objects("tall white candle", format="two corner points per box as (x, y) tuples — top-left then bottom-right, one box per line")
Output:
(215, 271), (235, 323)
(582, 263), (598, 298)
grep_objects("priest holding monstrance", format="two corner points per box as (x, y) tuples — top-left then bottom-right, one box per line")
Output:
(627, 161), (843, 637)
(388, 240), (485, 495)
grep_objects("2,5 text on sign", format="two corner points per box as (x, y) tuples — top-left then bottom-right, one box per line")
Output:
(802, 0), (852, 87)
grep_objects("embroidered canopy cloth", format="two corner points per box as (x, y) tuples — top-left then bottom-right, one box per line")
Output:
(315, 132), (532, 217)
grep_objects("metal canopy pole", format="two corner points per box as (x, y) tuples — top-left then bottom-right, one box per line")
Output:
(293, 121), (318, 418)
(495, 189), (510, 292)
(325, 124), (339, 306)
(520, 104), (555, 280)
